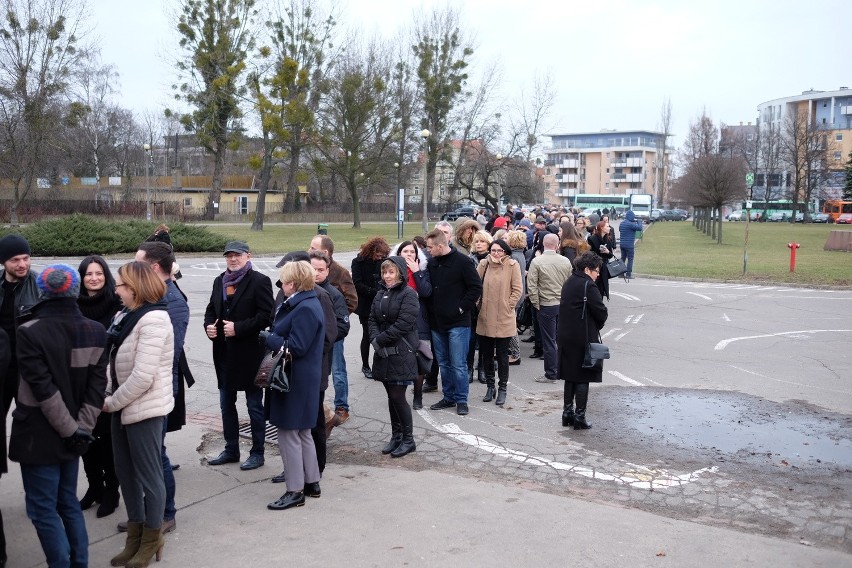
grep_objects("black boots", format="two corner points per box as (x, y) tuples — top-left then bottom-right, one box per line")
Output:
(574, 408), (591, 429)
(562, 404), (575, 427)
(391, 425), (416, 458)
(382, 422), (402, 455)
(495, 388), (507, 406)
(412, 376), (424, 410)
(97, 485), (120, 518)
(483, 379), (495, 402)
(79, 485), (102, 510)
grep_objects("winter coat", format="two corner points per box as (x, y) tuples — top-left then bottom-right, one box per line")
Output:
(318, 279), (350, 341)
(557, 272), (608, 384)
(328, 260), (358, 314)
(77, 289), (122, 329)
(588, 233), (614, 300)
(265, 290), (325, 430)
(9, 299), (108, 465)
(527, 250), (573, 309)
(618, 211), (644, 249)
(104, 308), (174, 424)
(426, 247), (483, 332)
(0, 269), (39, 321)
(204, 269), (274, 390)
(368, 258), (420, 383)
(351, 255), (385, 319)
(476, 254), (523, 338)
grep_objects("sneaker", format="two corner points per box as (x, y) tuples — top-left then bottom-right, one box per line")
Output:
(534, 376), (557, 383)
(430, 398), (456, 410)
(456, 403), (469, 416)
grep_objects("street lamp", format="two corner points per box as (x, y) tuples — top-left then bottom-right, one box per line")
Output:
(143, 143), (152, 221)
(394, 162), (403, 239)
(420, 129), (430, 233)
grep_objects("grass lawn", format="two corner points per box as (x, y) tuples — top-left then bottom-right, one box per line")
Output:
(200, 220), (852, 287)
(637, 221), (852, 287)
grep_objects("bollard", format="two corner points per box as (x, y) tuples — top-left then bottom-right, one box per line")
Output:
(787, 242), (800, 272)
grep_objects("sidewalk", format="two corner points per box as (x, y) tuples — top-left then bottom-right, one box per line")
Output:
(2, 422), (847, 567)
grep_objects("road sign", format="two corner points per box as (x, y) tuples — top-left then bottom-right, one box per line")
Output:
(746, 172), (755, 186)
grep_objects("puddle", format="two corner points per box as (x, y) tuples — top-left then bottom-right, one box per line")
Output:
(609, 390), (852, 468)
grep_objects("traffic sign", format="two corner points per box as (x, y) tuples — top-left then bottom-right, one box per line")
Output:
(746, 172), (755, 186)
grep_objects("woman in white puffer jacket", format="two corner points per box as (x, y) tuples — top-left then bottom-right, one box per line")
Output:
(104, 261), (174, 567)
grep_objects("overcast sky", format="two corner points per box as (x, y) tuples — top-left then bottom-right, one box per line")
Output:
(88, 0), (850, 151)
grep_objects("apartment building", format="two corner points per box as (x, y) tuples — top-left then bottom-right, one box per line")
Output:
(757, 87), (852, 199)
(542, 130), (670, 206)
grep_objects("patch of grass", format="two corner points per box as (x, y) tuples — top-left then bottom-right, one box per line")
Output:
(638, 222), (852, 286)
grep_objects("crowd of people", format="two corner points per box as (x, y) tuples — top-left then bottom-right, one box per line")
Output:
(0, 203), (638, 566)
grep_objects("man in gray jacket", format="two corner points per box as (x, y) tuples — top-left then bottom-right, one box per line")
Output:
(528, 234), (573, 384)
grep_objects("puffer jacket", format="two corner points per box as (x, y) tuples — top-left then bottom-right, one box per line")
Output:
(476, 254), (523, 338)
(368, 257), (419, 383)
(618, 211), (643, 249)
(104, 310), (175, 424)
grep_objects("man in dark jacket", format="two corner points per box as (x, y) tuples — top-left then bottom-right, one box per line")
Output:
(424, 229), (482, 416)
(204, 241), (274, 471)
(618, 210), (644, 279)
(10, 264), (108, 568)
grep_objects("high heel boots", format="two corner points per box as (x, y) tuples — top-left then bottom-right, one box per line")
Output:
(126, 526), (164, 568)
(562, 404), (575, 427)
(79, 484), (102, 510)
(97, 483), (120, 518)
(573, 408), (591, 429)
(412, 375), (424, 410)
(110, 521), (143, 566)
(482, 377), (495, 402)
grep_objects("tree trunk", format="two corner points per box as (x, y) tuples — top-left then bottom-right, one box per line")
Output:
(349, 176), (361, 229)
(251, 144), (273, 231)
(285, 146), (302, 212)
(207, 146), (226, 221)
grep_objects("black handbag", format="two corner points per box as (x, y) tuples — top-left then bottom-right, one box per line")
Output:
(401, 337), (433, 375)
(580, 281), (610, 370)
(607, 256), (628, 279)
(254, 346), (292, 392)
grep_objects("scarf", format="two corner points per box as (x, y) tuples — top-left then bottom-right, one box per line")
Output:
(106, 300), (167, 391)
(406, 268), (417, 291)
(222, 261), (253, 301)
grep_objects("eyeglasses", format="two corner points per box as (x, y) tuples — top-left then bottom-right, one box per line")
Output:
(490, 249), (505, 254)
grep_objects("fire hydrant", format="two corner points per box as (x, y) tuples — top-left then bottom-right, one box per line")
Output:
(787, 242), (800, 272)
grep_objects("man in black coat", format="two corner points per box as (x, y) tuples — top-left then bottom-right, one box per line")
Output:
(424, 229), (482, 416)
(10, 264), (108, 567)
(204, 241), (274, 471)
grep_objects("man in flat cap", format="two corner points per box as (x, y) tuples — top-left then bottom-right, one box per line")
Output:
(203, 241), (273, 471)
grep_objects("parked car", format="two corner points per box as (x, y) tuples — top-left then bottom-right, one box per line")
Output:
(672, 208), (690, 219)
(658, 209), (687, 221)
(440, 206), (477, 222)
(767, 212), (788, 222)
(727, 210), (744, 221)
(836, 213), (852, 224)
(649, 209), (663, 222)
(811, 213), (830, 223)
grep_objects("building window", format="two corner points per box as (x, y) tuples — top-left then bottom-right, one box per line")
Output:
(545, 168), (551, 175)
(835, 152), (843, 161)
(606, 168), (610, 173)
(183, 198), (192, 207)
(837, 133), (843, 141)
(605, 182), (609, 189)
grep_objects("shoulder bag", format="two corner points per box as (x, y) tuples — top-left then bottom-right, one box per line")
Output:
(580, 280), (610, 370)
(254, 346), (292, 392)
(400, 337), (433, 376)
(606, 256), (628, 280)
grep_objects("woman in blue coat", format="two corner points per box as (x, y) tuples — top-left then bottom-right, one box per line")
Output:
(369, 257), (420, 458)
(263, 261), (325, 511)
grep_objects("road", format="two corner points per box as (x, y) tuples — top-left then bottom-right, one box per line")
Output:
(37, 253), (852, 553)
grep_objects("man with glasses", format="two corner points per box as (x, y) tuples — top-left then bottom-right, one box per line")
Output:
(528, 233), (573, 384)
(424, 230), (482, 416)
(204, 242), (273, 471)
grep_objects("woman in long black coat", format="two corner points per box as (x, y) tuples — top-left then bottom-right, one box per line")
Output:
(369, 257), (420, 458)
(351, 237), (390, 378)
(588, 221), (614, 300)
(557, 252), (608, 430)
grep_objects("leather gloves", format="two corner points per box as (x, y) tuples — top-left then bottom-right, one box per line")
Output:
(64, 428), (95, 456)
(258, 329), (271, 345)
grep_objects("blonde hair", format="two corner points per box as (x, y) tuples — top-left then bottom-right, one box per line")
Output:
(380, 259), (403, 284)
(505, 230), (526, 250)
(117, 261), (167, 310)
(472, 230), (493, 247)
(280, 261), (315, 292)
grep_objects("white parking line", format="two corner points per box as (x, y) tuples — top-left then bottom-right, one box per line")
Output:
(608, 370), (644, 386)
(601, 328), (621, 340)
(614, 330), (632, 341)
(722, 313), (731, 322)
(715, 329), (852, 350)
(686, 292), (713, 301)
(611, 291), (640, 301)
(417, 409), (715, 489)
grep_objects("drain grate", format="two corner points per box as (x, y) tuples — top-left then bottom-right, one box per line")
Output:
(238, 421), (279, 445)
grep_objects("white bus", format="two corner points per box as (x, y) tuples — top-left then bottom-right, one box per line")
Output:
(629, 194), (653, 221)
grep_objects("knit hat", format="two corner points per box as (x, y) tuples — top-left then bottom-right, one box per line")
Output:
(0, 234), (31, 264)
(37, 264), (80, 299)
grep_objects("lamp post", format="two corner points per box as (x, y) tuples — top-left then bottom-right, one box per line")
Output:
(420, 129), (430, 233)
(394, 162), (404, 239)
(143, 143), (152, 221)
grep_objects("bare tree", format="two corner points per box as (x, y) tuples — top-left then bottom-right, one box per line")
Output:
(0, 0), (86, 224)
(781, 109), (835, 221)
(681, 154), (746, 243)
(655, 97), (672, 206)
(681, 107), (718, 163)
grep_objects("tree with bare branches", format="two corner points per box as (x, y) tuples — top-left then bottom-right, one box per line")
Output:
(781, 109), (835, 221)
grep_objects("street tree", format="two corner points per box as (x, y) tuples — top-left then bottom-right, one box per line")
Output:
(681, 154), (746, 243)
(782, 109), (835, 220)
(172, 0), (257, 220)
(314, 37), (395, 228)
(655, 98), (673, 207)
(266, 0), (337, 213)
(412, 6), (473, 230)
(844, 151), (852, 200)
(0, 0), (86, 224)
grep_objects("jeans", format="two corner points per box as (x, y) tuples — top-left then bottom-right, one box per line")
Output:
(621, 247), (635, 277)
(331, 340), (349, 411)
(220, 387), (265, 457)
(161, 417), (176, 521)
(537, 305), (559, 381)
(21, 460), (88, 568)
(431, 327), (471, 404)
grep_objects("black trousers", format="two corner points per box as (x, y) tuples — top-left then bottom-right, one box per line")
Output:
(564, 382), (589, 409)
(310, 389), (327, 473)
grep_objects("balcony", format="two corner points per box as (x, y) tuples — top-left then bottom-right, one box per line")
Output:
(626, 157), (644, 167)
(556, 173), (579, 183)
(610, 173), (643, 183)
(561, 159), (580, 168)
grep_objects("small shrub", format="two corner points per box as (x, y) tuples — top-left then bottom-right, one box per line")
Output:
(0, 215), (227, 256)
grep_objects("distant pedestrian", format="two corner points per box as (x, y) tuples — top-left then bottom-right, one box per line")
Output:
(618, 211), (644, 279)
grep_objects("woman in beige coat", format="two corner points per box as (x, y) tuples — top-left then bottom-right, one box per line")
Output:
(104, 261), (174, 568)
(476, 239), (523, 406)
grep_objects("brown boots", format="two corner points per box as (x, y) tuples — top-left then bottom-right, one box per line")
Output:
(110, 523), (164, 567)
